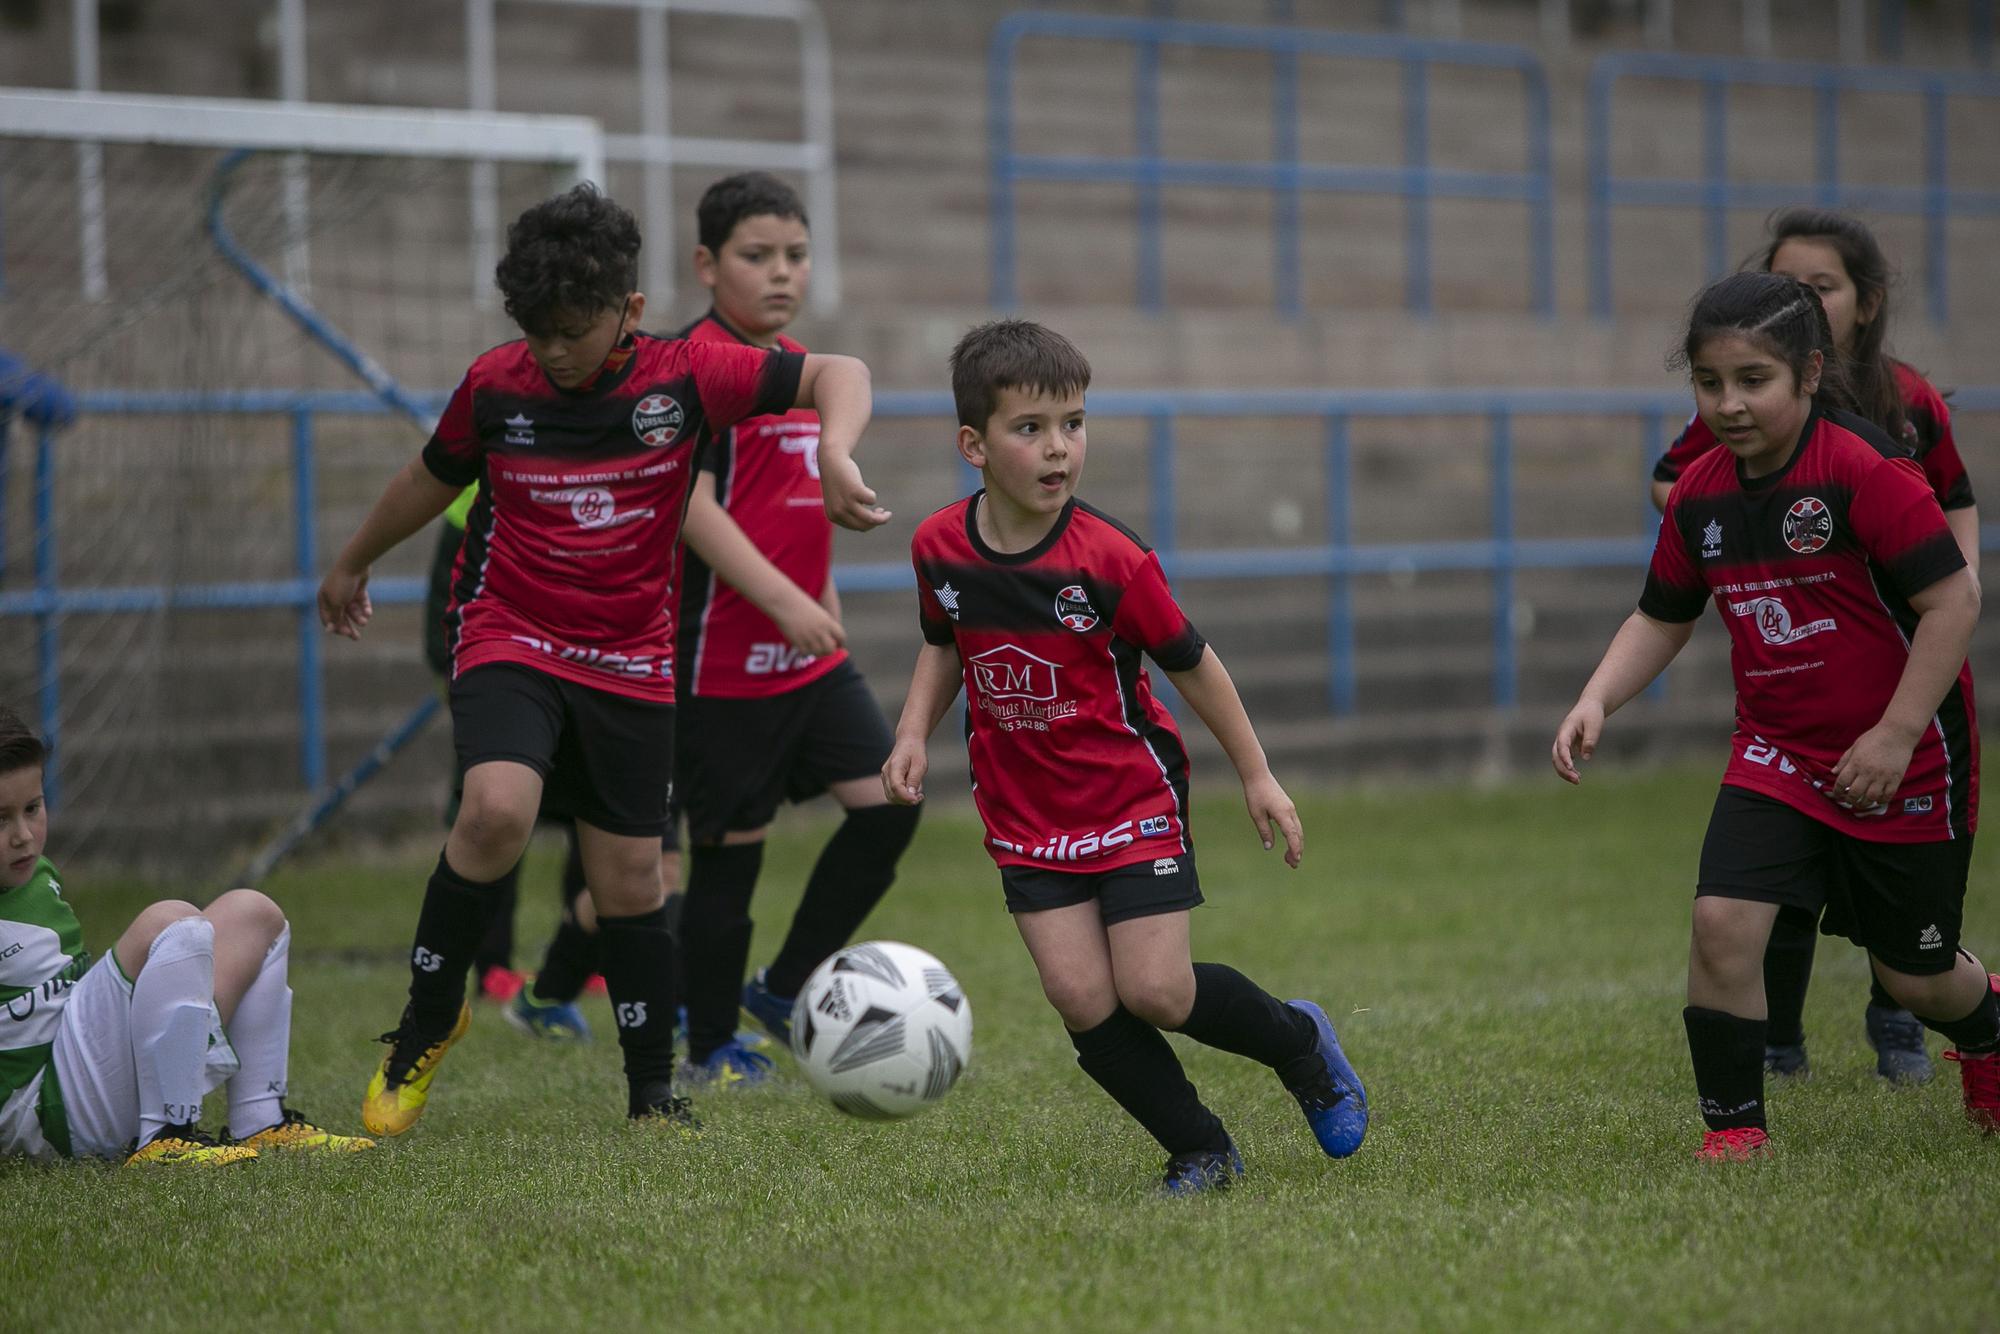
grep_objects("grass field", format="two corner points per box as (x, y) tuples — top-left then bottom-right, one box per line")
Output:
(6, 765), (1998, 1332)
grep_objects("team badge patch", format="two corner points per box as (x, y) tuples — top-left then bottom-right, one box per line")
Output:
(1783, 496), (1832, 554)
(1054, 584), (1099, 632)
(632, 393), (685, 447)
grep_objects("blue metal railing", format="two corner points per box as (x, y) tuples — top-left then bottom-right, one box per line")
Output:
(1587, 51), (2000, 321)
(988, 13), (1555, 318)
(22, 384), (1998, 801)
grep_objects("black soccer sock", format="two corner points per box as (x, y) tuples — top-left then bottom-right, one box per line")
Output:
(1868, 972), (1901, 1012)
(680, 842), (765, 1062)
(1069, 1007), (1230, 1156)
(470, 859), (523, 976)
(765, 804), (921, 998)
(558, 824), (586, 905)
(407, 850), (509, 1036)
(1761, 905), (1818, 1048)
(1918, 965), (2000, 1054)
(596, 902), (680, 1099)
(1171, 963), (1318, 1076)
(531, 896), (599, 1004)
(1683, 1006), (1768, 1132)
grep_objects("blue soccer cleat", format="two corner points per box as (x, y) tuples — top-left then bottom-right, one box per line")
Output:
(740, 968), (796, 1047)
(1161, 1139), (1244, 1196)
(505, 988), (592, 1042)
(1285, 999), (1368, 1158)
(677, 1039), (775, 1090)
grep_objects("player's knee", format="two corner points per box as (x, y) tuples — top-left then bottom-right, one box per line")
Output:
(1040, 975), (1115, 1029)
(208, 887), (287, 938)
(1689, 898), (1759, 973)
(116, 900), (202, 976)
(452, 793), (534, 857)
(1115, 975), (1194, 1030)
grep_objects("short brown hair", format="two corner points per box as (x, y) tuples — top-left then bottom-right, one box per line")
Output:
(948, 319), (1092, 430)
(0, 707), (46, 779)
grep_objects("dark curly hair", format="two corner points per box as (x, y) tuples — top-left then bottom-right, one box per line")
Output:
(697, 171), (808, 254)
(0, 705), (46, 779)
(1753, 206), (1906, 443)
(494, 184), (641, 338)
(1671, 272), (1855, 414)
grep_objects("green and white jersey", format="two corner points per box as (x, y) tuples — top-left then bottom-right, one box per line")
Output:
(0, 857), (86, 1157)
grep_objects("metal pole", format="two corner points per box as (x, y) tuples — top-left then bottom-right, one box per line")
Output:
(639, 3), (675, 308)
(1741, 0), (1772, 58)
(278, 0), (311, 298)
(795, 3), (841, 313)
(293, 407), (325, 789)
(1136, 32), (1164, 313)
(72, 0), (106, 302)
(467, 0), (499, 309)
(1403, 56), (1431, 316)
(1489, 410), (1515, 709)
(33, 426), (58, 806)
(1325, 415), (1355, 715)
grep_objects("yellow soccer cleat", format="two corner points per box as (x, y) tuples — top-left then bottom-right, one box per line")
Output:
(240, 1108), (376, 1154)
(362, 1002), (471, 1137)
(125, 1124), (259, 1168)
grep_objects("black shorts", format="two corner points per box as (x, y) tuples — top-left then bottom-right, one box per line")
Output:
(449, 662), (675, 839)
(672, 659), (894, 846)
(1000, 852), (1204, 926)
(1697, 786), (1972, 975)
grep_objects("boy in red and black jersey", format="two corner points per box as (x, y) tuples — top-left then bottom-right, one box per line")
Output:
(317, 184), (885, 1134)
(1557, 274), (2000, 1160)
(1647, 209), (1981, 1086)
(516, 174), (918, 1082)
(885, 320), (1367, 1193)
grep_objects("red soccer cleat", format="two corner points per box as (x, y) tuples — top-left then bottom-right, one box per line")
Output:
(1943, 974), (2000, 1133)
(1696, 1126), (1772, 1161)
(478, 965), (526, 1004)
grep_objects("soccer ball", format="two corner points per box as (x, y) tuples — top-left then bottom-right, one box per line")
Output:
(789, 940), (973, 1119)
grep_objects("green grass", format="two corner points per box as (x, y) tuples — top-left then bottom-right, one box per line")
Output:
(6, 766), (1998, 1332)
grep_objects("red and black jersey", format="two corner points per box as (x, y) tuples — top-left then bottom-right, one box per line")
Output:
(423, 331), (803, 703)
(674, 312), (845, 699)
(1655, 360), (1974, 512)
(1642, 405), (1977, 841)
(911, 495), (1206, 871)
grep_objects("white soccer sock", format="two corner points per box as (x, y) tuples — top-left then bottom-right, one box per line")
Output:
(130, 916), (217, 1145)
(226, 925), (291, 1139)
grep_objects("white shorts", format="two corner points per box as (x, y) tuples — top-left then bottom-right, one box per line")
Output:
(50, 955), (236, 1159)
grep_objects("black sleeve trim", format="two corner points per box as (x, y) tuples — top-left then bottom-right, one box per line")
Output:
(1938, 474), (1976, 511)
(698, 425), (734, 479)
(1637, 574), (1707, 624)
(920, 616), (956, 647)
(754, 350), (806, 420)
(1881, 531), (1969, 603)
(1147, 624), (1207, 673)
(1651, 455), (1681, 484)
(421, 439), (479, 488)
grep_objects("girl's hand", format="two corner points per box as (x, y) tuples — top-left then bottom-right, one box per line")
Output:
(1830, 722), (1920, 812)
(882, 736), (930, 805)
(318, 565), (372, 640)
(1243, 772), (1303, 868)
(1552, 698), (1605, 785)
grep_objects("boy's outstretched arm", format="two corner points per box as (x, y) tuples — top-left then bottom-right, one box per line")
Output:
(1165, 647), (1303, 868)
(882, 642), (962, 805)
(794, 353), (886, 532)
(1551, 611), (1693, 784)
(318, 458), (461, 639)
(683, 473), (844, 656)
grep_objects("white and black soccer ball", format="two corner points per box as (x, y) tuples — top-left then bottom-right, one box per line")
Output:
(790, 941), (972, 1120)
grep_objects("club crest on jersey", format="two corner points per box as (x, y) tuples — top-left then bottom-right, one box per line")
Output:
(632, 393), (685, 447)
(1783, 496), (1832, 554)
(503, 412), (535, 447)
(1054, 584), (1099, 632)
(1728, 595), (1836, 646)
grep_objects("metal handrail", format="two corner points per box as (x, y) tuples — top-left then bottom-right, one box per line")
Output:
(20, 383), (1997, 801)
(987, 12), (1554, 318)
(1586, 51), (2000, 321)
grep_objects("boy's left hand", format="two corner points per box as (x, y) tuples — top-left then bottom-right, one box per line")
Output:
(821, 455), (891, 532)
(1243, 772), (1303, 868)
